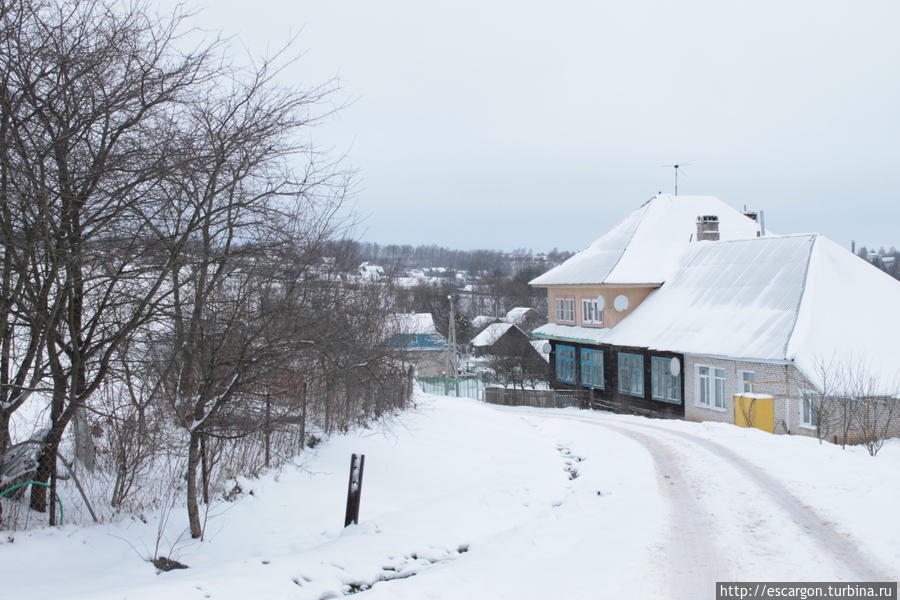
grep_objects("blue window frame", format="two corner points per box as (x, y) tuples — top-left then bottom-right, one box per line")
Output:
(580, 348), (604, 389)
(555, 345), (576, 384)
(617, 352), (644, 397)
(651, 357), (681, 404)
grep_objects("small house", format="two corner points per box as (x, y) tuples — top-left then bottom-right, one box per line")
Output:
(503, 307), (544, 332)
(386, 313), (449, 377)
(471, 323), (534, 357)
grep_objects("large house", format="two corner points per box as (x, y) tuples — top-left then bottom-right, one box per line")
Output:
(530, 194), (900, 440)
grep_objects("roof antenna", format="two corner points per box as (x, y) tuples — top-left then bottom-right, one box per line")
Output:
(660, 163), (690, 195)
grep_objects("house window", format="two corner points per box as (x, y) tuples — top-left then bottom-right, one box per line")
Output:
(696, 365), (726, 409)
(617, 352), (644, 397)
(555, 297), (575, 323)
(580, 348), (604, 389)
(555, 345), (576, 384)
(581, 298), (603, 325)
(800, 390), (818, 428)
(738, 370), (755, 394)
(651, 357), (681, 404)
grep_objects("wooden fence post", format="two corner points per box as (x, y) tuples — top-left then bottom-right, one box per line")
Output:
(344, 453), (365, 527)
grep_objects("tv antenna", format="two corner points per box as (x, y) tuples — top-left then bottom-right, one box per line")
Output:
(659, 163), (690, 195)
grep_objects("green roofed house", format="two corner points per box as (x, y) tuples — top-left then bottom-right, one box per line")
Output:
(386, 313), (449, 377)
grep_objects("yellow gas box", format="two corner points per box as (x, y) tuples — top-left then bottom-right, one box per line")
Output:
(733, 393), (775, 433)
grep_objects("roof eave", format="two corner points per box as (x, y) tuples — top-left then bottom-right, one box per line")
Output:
(530, 281), (664, 288)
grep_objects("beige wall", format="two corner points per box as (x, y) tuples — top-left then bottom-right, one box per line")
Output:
(543, 284), (656, 328)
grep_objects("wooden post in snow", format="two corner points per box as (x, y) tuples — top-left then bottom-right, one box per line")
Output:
(344, 453), (365, 527)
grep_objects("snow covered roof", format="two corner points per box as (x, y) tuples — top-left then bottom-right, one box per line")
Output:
(394, 277), (421, 288)
(534, 234), (900, 393)
(358, 263), (385, 283)
(598, 234), (813, 361)
(471, 323), (515, 347)
(387, 313), (439, 336)
(532, 323), (612, 345)
(504, 307), (535, 324)
(472, 315), (500, 329)
(787, 235), (900, 393)
(530, 340), (550, 362)
(530, 194), (762, 286)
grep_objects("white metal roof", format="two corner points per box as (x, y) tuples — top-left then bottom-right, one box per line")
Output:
(529, 194), (762, 286)
(534, 234), (900, 394)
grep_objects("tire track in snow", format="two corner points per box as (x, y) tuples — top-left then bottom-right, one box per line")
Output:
(514, 409), (893, 582)
(626, 420), (895, 581)
(601, 425), (727, 600)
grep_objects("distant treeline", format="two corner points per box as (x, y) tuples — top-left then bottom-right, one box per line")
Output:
(856, 246), (899, 280)
(322, 240), (575, 276)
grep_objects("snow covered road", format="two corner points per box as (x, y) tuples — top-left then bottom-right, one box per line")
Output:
(520, 411), (896, 594)
(2, 394), (898, 599)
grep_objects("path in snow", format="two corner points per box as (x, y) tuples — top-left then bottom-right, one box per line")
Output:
(514, 409), (894, 591)
(603, 426), (726, 600)
(632, 421), (894, 582)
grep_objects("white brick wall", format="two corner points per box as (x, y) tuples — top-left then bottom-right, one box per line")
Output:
(683, 354), (900, 445)
(683, 356), (816, 436)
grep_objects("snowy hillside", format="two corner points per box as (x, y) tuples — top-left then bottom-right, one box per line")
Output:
(2, 393), (898, 599)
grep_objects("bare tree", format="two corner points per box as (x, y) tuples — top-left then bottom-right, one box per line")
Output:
(0, 0), (412, 532)
(150, 47), (348, 536)
(483, 333), (547, 391)
(0, 0), (225, 518)
(808, 357), (899, 454)
(0, 0), (56, 459)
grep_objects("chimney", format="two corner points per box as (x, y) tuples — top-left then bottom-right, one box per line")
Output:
(696, 215), (720, 241)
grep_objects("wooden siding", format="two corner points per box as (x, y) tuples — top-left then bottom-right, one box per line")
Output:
(549, 340), (685, 418)
(484, 387), (591, 409)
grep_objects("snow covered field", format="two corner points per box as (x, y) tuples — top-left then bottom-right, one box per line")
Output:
(2, 392), (898, 599)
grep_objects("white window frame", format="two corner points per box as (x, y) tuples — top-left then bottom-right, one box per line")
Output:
(738, 370), (755, 394)
(581, 298), (603, 326)
(800, 389), (818, 429)
(555, 297), (575, 323)
(695, 364), (727, 411)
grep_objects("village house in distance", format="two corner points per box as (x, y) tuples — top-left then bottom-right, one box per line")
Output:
(529, 194), (900, 441)
(385, 313), (449, 377)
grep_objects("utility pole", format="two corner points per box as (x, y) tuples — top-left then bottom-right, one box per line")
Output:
(447, 294), (458, 377)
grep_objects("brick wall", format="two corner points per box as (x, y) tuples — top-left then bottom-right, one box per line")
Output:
(683, 356), (813, 435)
(683, 355), (900, 443)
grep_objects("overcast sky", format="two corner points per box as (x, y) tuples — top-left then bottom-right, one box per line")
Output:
(161, 0), (900, 253)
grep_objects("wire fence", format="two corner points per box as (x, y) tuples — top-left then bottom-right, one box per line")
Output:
(0, 373), (415, 531)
